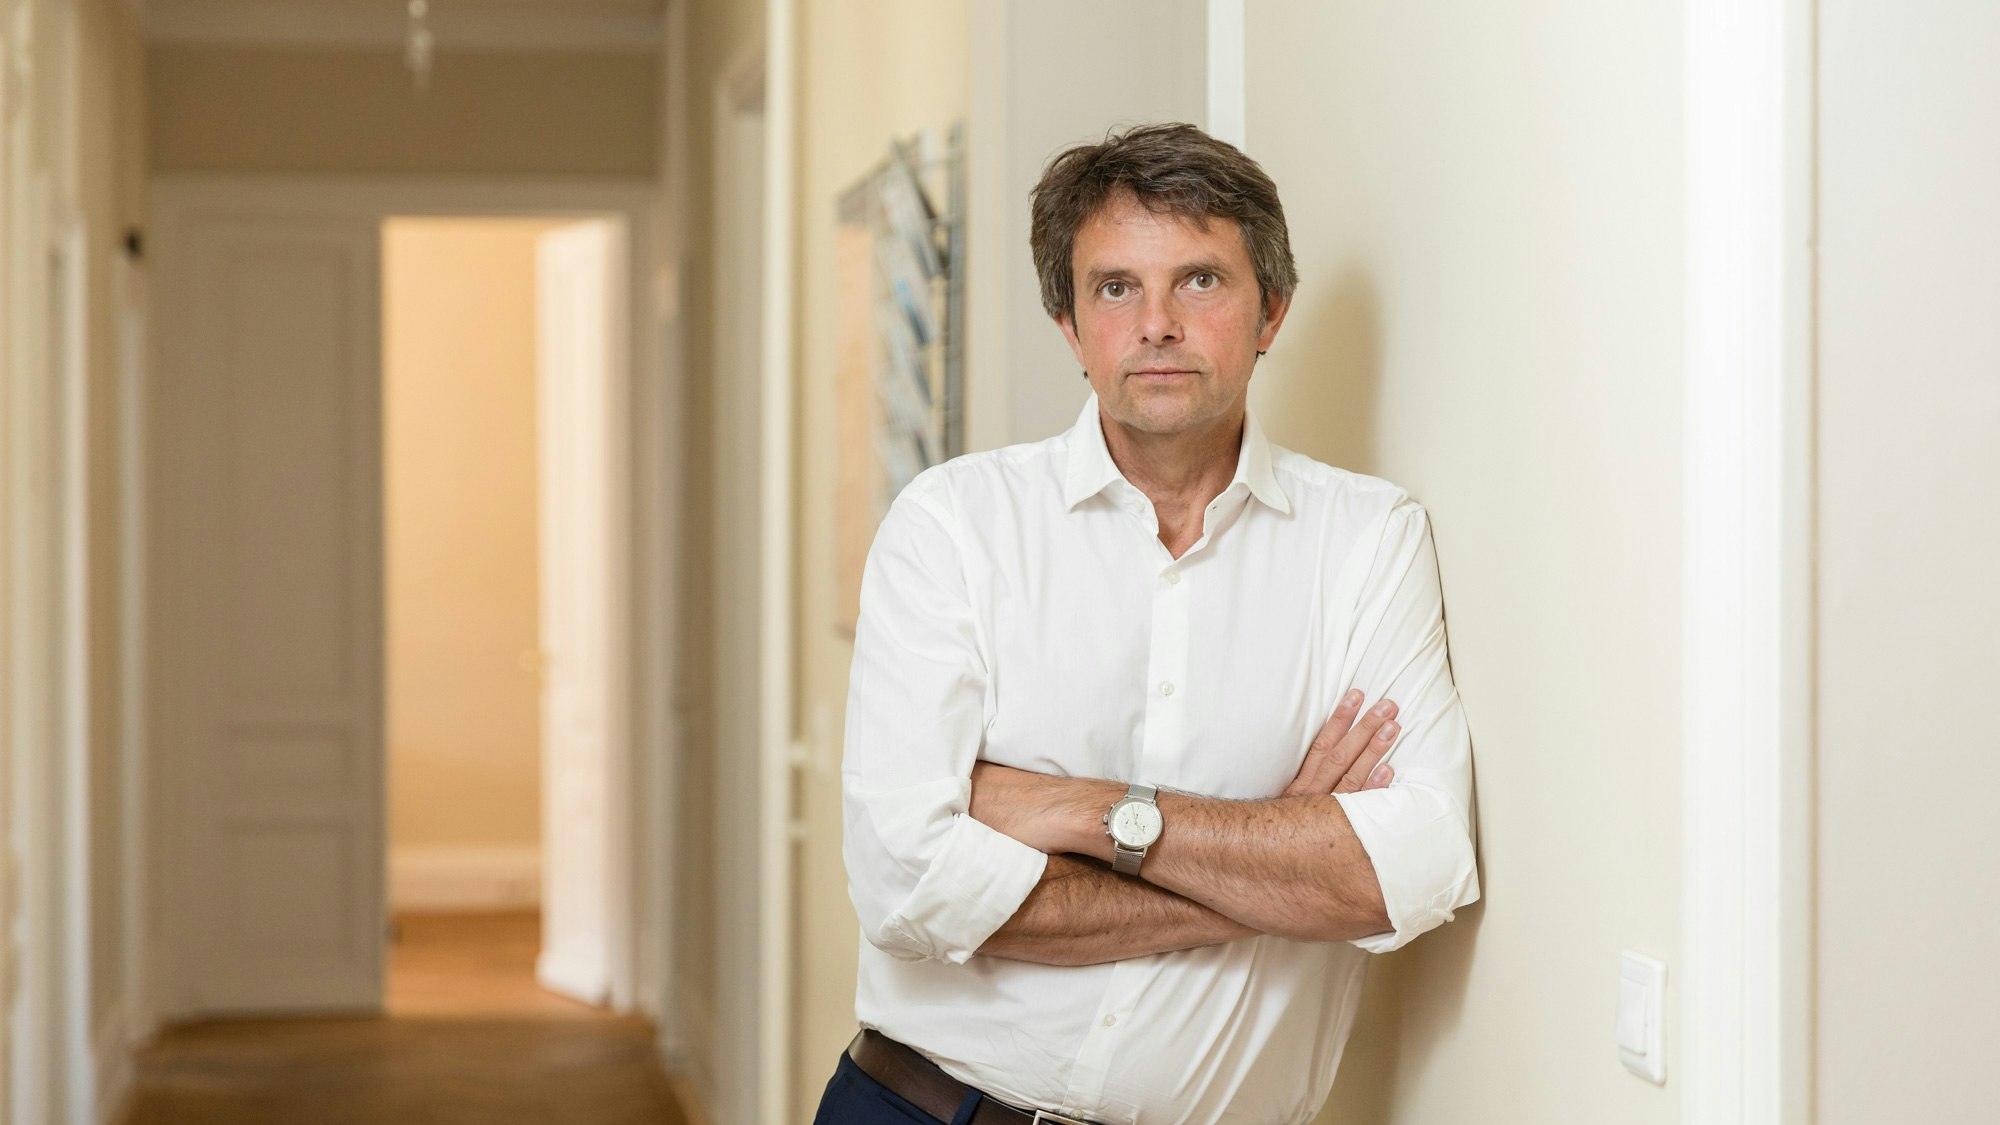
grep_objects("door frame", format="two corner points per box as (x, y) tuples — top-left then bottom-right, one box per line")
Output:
(8, 182), (96, 1125)
(1681, 0), (1817, 1120)
(5, 2), (105, 1118)
(141, 174), (674, 1029)
(701, 19), (796, 1122)
(529, 215), (633, 1008)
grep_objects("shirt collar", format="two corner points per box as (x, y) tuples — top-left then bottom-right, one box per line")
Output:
(1061, 391), (1292, 516)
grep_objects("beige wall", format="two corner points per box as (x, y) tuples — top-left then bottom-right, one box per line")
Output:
(789, 1), (972, 1117)
(0, 0), (149, 1092)
(671, 0), (765, 1112)
(665, 2), (974, 1117)
(760, 3), (1685, 1120)
(75, 0), (149, 1043)
(1246, 3), (1683, 1121)
(1816, 2), (2000, 1120)
(383, 217), (566, 852)
(962, 0), (1209, 452)
(149, 46), (657, 176)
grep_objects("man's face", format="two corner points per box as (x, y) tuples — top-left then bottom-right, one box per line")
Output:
(1057, 190), (1289, 439)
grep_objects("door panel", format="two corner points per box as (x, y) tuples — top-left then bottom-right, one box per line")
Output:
(535, 220), (625, 1006)
(152, 210), (385, 1015)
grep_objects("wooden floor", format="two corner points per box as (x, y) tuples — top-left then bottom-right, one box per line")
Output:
(122, 910), (692, 1125)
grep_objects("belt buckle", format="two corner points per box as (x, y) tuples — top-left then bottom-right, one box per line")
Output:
(1031, 1113), (1091, 1125)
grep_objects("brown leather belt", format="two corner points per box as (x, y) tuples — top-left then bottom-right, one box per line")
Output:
(846, 1029), (1102, 1125)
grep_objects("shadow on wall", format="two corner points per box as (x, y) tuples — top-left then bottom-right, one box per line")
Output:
(1261, 267), (1487, 1125)
(1377, 554), (1487, 1097)
(1325, 900), (1486, 1125)
(1261, 267), (1384, 476)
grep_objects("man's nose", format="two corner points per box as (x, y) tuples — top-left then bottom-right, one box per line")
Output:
(1138, 290), (1183, 347)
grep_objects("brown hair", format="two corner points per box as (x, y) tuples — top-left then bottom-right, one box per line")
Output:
(1029, 122), (1299, 324)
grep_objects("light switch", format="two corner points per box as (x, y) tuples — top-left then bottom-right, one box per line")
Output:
(1616, 950), (1667, 1084)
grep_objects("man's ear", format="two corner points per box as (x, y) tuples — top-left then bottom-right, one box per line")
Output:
(1256, 291), (1293, 354)
(1055, 310), (1088, 368)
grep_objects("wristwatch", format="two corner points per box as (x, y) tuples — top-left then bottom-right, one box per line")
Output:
(1102, 783), (1163, 876)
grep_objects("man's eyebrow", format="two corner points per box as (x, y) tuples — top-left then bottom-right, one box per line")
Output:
(1081, 260), (1235, 287)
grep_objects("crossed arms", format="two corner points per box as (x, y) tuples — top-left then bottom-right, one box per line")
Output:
(968, 690), (1403, 966)
(841, 490), (1479, 969)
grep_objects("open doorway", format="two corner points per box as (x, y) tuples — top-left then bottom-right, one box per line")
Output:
(380, 215), (633, 1019)
(134, 176), (680, 1121)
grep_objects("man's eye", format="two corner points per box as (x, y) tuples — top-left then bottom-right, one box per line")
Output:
(1188, 272), (1217, 291)
(1101, 281), (1128, 299)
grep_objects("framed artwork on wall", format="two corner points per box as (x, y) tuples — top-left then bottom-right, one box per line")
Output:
(833, 124), (964, 636)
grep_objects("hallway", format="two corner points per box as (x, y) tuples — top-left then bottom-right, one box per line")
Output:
(120, 914), (691, 1124)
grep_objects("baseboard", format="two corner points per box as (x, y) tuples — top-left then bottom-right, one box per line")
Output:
(664, 1066), (714, 1125)
(388, 843), (541, 911)
(94, 1006), (134, 1125)
(658, 987), (719, 1125)
(535, 946), (609, 1007)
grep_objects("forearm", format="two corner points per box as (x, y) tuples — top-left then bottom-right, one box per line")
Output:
(976, 852), (1258, 966)
(1051, 780), (1391, 943)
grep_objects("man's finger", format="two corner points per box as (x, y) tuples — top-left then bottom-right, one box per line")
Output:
(1316, 689), (1364, 746)
(1284, 690), (1365, 795)
(1318, 698), (1395, 789)
(1335, 719), (1400, 793)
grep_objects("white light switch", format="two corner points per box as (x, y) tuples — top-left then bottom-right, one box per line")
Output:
(1616, 950), (1667, 1084)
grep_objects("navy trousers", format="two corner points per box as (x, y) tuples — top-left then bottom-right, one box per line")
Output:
(811, 1049), (986, 1125)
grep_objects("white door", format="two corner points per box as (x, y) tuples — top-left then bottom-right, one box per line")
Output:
(149, 207), (386, 1016)
(534, 220), (631, 1007)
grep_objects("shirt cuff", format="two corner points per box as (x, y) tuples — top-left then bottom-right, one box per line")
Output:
(880, 813), (1049, 964)
(1333, 783), (1480, 953)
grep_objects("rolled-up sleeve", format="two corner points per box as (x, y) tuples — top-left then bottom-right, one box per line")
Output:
(842, 478), (1048, 963)
(1331, 500), (1481, 953)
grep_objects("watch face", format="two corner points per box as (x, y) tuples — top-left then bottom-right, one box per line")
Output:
(1110, 799), (1163, 848)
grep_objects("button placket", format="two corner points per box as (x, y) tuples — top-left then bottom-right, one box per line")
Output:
(1141, 545), (1190, 780)
(1060, 489), (1190, 1118)
(1064, 956), (1144, 1115)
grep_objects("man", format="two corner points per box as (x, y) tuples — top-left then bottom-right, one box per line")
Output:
(819, 123), (1480, 1124)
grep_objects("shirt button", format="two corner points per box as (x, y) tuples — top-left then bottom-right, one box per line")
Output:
(1159, 681), (1175, 697)
(1165, 570), (1181, 585)
(1103, 1014), (1118, 1027)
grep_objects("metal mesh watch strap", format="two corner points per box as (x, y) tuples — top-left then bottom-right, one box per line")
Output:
(1110, 783), (1158, 875)
(1111, 845), (1146, 875)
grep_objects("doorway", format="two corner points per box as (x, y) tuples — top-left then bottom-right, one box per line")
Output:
(380, 216), (629, 1017)
(143, 178), (666, 1034)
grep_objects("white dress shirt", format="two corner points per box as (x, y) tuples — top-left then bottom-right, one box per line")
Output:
(842, 391), (1480, 1124)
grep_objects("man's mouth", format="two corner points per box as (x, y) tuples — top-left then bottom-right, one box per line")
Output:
(1130, 369), (1196, 381)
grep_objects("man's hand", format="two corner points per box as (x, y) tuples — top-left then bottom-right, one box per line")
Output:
(1283, 690), (1401, 796)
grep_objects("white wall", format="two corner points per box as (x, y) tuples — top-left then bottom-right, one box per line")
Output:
(789, 2), (978, 1117)
(965, 0), (1208, 452)
(1816, 2), (2000, 1119)
(674, 1), (2000, 1122)
(665, 2), (766, 1117)
(4, 0), (150, 1120)
(1245, 3), (1683, 1121)
(788, 3), (1688, 1120)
